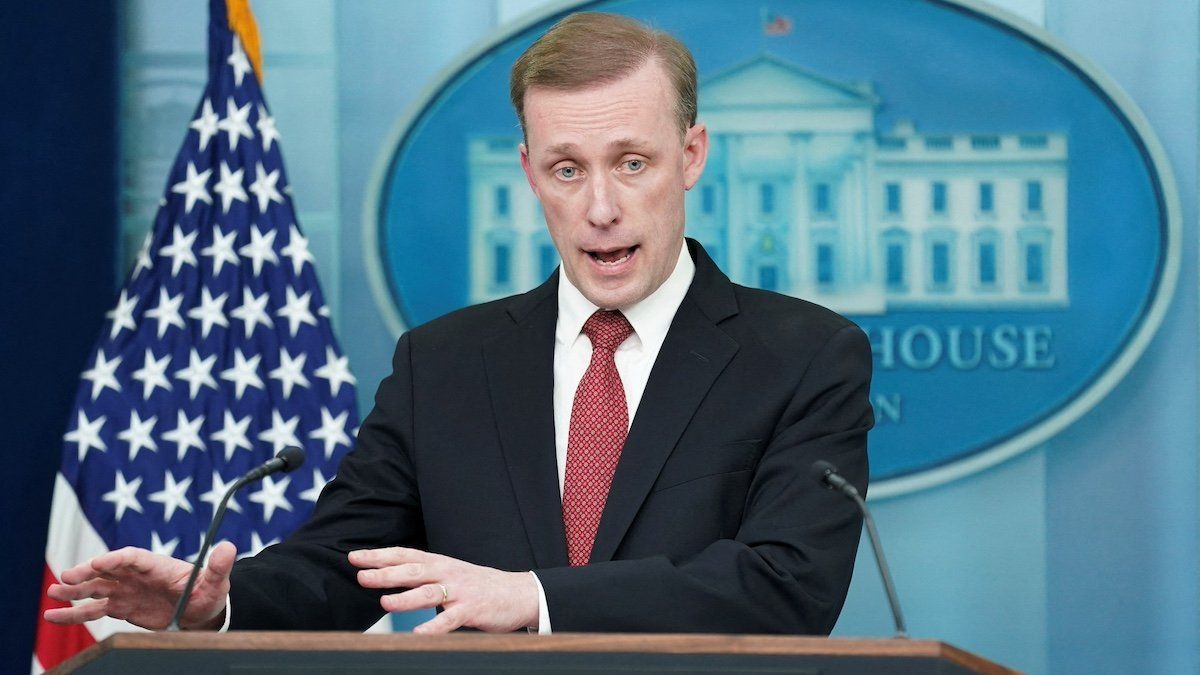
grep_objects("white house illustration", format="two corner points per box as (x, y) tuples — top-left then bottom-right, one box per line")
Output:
(467, 55), (1068, 314)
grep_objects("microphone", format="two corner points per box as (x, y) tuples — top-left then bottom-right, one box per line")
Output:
(166, 446), (306, 631)
(811, 460), (908, 639)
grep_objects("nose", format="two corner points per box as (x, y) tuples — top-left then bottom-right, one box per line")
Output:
(585, 173), (619, 228)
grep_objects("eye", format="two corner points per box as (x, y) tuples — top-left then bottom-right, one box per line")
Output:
(623, 159), (646, 172)
(555, 166), (579, 180)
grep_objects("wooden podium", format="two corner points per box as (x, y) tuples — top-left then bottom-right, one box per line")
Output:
(53, 632), (1018, 674)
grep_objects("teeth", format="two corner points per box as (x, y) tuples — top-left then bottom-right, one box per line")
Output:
(589, 247), (634, 265)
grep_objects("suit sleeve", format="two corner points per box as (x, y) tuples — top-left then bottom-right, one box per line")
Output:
(227, 333), (424, 630)
(533, 323), (873, 634)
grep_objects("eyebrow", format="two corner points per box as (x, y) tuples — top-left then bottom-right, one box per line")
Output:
(542, 138), (654, 157)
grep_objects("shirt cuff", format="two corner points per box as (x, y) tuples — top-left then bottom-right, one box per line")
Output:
(530, 571), (551, 634)
(218, 595), (232, 632)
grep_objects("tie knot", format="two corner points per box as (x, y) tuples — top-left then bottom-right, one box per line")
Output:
(582, 310), (634, 352)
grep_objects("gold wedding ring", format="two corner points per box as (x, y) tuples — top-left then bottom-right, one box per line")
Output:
(438, 583), (449, 605)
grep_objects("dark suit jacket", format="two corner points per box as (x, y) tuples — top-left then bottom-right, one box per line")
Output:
(229, 240), (873, 634)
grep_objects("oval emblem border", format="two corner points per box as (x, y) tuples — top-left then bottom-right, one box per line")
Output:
(361, 0), (1181, 499)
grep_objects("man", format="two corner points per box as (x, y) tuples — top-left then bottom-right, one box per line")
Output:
(45, 12), (872, 635)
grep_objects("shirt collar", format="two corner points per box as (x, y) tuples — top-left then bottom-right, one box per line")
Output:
(556, 241), (695, 351)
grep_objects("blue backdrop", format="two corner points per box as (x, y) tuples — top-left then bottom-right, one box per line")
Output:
(3, 1), (1196, 673)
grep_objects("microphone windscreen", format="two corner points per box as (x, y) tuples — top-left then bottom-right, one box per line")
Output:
(278, 446), (306, 473)
(810, 460), (838, 485)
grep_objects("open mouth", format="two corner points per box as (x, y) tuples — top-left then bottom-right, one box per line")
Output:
(586, 245), (638, 267)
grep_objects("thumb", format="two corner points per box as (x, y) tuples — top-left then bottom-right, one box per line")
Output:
(204, 541), (237, 581)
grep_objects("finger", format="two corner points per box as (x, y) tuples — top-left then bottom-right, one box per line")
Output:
(47, 579), (117, 602)
(91, 547), (155, 577)
(348, 546), (431, 569)
(43, 598), (110, 625)
(357, 562), (439, 589)
(204, 541), (237, 581)
(413, 607), (465, 635)
(59, 560), (104, 585)
(379, 584), (446, 613)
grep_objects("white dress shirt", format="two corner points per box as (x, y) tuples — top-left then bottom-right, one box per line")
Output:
(532, 241), (695, 632)
(224, 243), (695, 635)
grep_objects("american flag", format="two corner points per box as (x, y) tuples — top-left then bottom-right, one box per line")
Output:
(34, 0), (359, 669)
(762, 10), (794, 37)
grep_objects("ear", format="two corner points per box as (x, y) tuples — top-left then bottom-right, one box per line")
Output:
(519, 143), (541, 199)
(681, 123), (709, 190)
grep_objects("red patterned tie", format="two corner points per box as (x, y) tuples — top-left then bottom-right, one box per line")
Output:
(562, 310), (635, 567)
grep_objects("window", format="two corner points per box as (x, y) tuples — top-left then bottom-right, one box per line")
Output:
(1025, 243), (1045, 286)
(931, 243), (950, 287)
(979, 182), (994, 213)
(760, 183), (775, 215)
(885, 182), (901, 215)
(492, 244), (511, 286)
(931, 182), (947, 214)
(978, 242), (997, 287)
(971, 135), (1000, 150)
(758, 265), (778, 291)
(701, 185), (715, 214)
(924, 136), (952, 150)
(817, 244), (835, 286)
(539, 244), (558, 280)
(814, 183), (831, 215)
(494, 185), (509, 217)
(1026, 180), (1043, 213)
(925, 230), (956, 292)
(1018, 227), (1051, 292)
(886, 243), (905, 289)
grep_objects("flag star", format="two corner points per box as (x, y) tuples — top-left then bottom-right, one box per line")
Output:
(220, 349), (264, 401)
(201, 225), (240, 275)
(309, 407), (351, 460)
(210, 410), (254, 461)
(238, 225), (278, 276)
(64, 410), (107, 462)
(81, 350), (123, 401)
(231, 288), (273, 337)
(258, 409), (301, 453)
(201, 470), (243, 514)
(133, 232), (154, 278)
(317, 305), (331, 318)
(149, 471), (194, 522)
(249, 474), (293, 522)
(131, 348), (173, 399)
(218, 97), (254, 150)
(248, 161), (284, 214)
(189, 98), (219, 151)
(162, 409), (206, 461)
(105, 289), (138, 340)
(299, 468), (330, 504)
(117, 410), (158, 461)
(102, 471), (144, 522)
(269, 348), (310, 398)
(212, 161), (249, 213)
(159, 224), (199, 276)
(150, 531), (180, 558)
(186, 287), (230, 339)
(144, 288), (186, 338)
(170, 162), (213, 214)
(256, 104), (280, 151)
(227, 36), (254, 87)
(248, 530), (280, 557)
(175, 348), (219, 400)
(276, 287), (317, 337)
(314, 346), (356, 397)
(280, 224), (314, 275)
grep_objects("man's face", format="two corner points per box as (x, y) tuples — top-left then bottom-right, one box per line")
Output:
(519, 60), (708, 309)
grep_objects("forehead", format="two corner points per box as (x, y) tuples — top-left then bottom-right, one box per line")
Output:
(522, 61), (676, 151)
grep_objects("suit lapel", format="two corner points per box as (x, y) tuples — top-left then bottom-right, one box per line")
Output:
(482, 278), (570, 569)
(589, 242), (740, 563)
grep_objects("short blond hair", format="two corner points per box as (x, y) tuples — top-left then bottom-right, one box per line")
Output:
(510, 12), (697, 140)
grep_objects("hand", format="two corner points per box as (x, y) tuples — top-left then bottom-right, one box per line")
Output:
(350, 547), (538, 634)
(43, 542), (236, 631)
